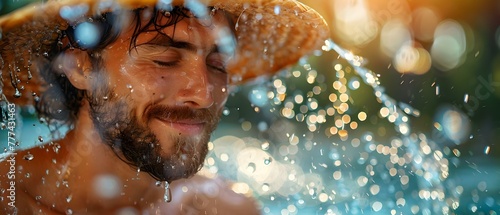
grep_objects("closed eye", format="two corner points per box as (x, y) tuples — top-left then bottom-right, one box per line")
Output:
(153, 60), (179, 67)
(207, 53), (230, 73)
(208, 64), (227, 73)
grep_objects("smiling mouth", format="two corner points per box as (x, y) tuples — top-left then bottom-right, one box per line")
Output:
(155, 117), (205, 135)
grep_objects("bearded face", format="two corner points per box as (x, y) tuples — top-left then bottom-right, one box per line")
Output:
(70, 9), (231, 182)
(87, 77), (221, 181)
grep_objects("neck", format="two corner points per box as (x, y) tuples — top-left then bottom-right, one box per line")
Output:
(28, 101), (165, 213)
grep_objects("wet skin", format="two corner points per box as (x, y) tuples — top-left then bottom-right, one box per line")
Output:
(0, 10), (258, 214)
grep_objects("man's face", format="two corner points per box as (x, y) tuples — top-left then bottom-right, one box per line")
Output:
(86, 10), (231, 182)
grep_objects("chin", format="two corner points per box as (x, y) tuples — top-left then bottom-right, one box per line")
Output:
(148, 133), (209, 181)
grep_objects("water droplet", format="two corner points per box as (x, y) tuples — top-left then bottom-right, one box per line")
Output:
(38, 136), (44, 142)
(13, 89), (21, 98)
(246, 162), (256, 173)
(66, 194), (72, 203)
(260, 142), (269, 150)
(59, 4), (89, 22)
(262, 183), (270, 192)
(52, 142), (61, 154)
(62, 179), (69, 187)
(274, 6), (280, 15)
(74, 22), (101, 49)
(66, 208), (73, 215)
(23, 153), (34, 161)
(184, 0), (208, 18)
(264, 157), (272, 165)
(484, 146), (491, 155)
(163, 181), (172, 202)
(93, 175), (121, 199)
(255, 13), (263, 20)
(231, 74), (242, 83)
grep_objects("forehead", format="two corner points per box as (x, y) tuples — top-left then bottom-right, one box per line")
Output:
(125, 8), (234, 47)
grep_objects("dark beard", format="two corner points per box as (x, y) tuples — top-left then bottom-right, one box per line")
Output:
(86, 85), (219, 182)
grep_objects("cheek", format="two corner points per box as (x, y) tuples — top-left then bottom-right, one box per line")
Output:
(109, 64), (164, 98)
(211, 75), (229, 107)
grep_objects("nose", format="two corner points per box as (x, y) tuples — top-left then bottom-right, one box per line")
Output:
(175, 62), (215, 109)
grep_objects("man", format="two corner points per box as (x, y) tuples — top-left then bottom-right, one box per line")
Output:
(0, 0), (328, 214)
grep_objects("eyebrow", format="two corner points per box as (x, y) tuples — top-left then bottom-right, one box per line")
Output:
(147, 34), (220, 54)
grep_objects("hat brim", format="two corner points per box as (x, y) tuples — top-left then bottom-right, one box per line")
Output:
(0, 0), (328, 105)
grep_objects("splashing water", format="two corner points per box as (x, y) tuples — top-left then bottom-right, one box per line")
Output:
(318, 40), (455, 214)
(205, 39), (460, 214)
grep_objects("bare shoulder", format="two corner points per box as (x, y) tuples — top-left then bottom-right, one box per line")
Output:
(159, 174), (261, 215)
(0, 146), (58, 214)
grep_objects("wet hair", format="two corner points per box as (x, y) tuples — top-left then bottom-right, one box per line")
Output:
(36, 6), (231, 127)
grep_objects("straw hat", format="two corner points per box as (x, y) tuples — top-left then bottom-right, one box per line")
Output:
(0, 0), (328, 106)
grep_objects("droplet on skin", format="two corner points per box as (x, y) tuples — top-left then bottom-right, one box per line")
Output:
(14, 89), (21, 98)
(23, 153), (34, 161)
(52, 142), (61, 154)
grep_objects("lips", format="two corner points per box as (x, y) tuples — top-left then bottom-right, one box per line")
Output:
(145, 105), (214, 136)
(155, 117), (205, 135)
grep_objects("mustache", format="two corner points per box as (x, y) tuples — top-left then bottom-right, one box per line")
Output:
(145, 105), (216, 124)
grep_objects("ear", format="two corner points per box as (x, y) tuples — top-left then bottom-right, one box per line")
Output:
(54, 49), (93, 90)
